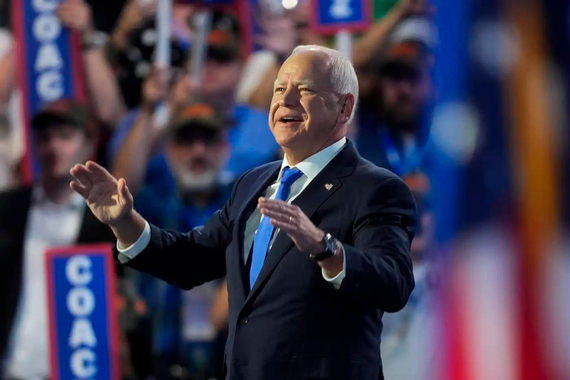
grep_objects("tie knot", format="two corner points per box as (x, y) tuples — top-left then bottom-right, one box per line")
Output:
(280, 167), (303, 186)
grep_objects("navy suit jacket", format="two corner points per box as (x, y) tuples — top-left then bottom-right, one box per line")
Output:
(120, 141), (417, 380)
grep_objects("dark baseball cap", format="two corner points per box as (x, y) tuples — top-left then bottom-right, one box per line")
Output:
(31, 99), (91, 132)
(205, 11), (241, 62)
(169, 103), (230, 142)
(378, 40), (432, 79)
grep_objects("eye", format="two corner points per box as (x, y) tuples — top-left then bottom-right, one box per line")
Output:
(300, 88), (314, 94)
(275, 87), (285, 93)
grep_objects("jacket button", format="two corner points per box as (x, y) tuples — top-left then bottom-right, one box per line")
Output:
(240, 317), (249, 325)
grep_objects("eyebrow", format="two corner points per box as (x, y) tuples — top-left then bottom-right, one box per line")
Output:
(273, 80), (317, 87)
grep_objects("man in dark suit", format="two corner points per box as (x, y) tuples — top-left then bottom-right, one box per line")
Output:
(70, 45), (417, 380)
(0, 100), (114, 379)
(0, 100), (147, 380)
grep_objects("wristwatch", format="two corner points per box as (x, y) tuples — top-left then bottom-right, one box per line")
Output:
(82, 31), (108, 52)
(310, 233), (338, 262)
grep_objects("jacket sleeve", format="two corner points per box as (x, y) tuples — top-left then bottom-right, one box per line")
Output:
(114, 173), (246, 290)
(339, 177), (417, 312)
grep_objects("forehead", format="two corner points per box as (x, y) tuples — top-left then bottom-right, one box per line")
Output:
(276, 52), (332, 87)
(36, 125), (83, 138)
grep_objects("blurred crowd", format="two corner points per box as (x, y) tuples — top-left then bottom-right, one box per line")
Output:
(0, 0), (440, 379)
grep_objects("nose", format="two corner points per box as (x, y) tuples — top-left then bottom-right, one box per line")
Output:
(282, 86), (299, 107)
(190, 140), (208, 155)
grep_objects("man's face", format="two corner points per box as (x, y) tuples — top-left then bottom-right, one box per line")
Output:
(269, 52), (341, 151)
(166, 130), (229, 192)
(171, 59), (242, 106)
(201, 58), (242, 96)
(36, 125), (91, 180)
(379, 64), (433, 132)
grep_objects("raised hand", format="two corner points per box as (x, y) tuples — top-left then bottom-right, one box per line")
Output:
(70, 161), (133, 226)
(258, 198), (344, 277)
(56, 0), (94, 35)
(258, 198), (324, 255)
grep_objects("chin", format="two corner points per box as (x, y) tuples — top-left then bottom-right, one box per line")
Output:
(272, 126), (305, 148)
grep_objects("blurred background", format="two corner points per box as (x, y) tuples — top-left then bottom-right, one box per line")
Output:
(0, 0), (568, 379)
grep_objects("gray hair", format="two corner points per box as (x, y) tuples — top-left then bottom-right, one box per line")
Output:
(291, 45), (359, 123)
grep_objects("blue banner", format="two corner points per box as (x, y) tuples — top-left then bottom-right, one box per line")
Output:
(12, 0), (86, 182)
(311, 0), (371, 34)
(45, 244), (119, 380)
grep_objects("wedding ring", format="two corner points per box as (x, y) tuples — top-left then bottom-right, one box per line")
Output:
(289, 216), (293, 224)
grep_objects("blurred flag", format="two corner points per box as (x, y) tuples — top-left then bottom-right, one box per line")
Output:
(430, 0), (570, 379)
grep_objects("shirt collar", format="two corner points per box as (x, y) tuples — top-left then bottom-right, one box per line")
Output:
(280, 137), (347, 180)
(32, 185), (85, 210)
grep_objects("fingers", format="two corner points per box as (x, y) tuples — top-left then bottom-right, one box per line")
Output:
(70, 164), (94, 189)
(258, 198), (296, 214)
(86, 160), (117, 182)
(70, 180), (89, 199)
(261, 207), (292, 226)
(258, 198), (299, 232)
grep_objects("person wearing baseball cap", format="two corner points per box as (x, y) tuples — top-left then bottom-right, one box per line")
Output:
(356, 17), (437, 178)
(0, 98), (122, 380)
(112, 102), (233, 378)
(31, 99), (96, 187)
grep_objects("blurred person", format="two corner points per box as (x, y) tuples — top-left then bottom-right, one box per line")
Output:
(238, 0), (433, 113)
(108, 11), (280, 183)
(56, 0), (127, 126)
(108, 0), (194, 108)
(0, 112), (19, 190)
(113, 76), (234, 378)
(356, 20), (436, 177)
(0, 0), (126, 141)
(379, 172), (439, 379)
(0, 100), (126, 379)
(237, 0), (326, 110)
(70, 45), (417, 380)
(352, 0), (435, 98)
(0, 30), (15, 106)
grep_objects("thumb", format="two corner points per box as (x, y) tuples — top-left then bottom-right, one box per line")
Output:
(118, 178), (134, 207)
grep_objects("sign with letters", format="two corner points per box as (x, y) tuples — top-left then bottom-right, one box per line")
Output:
(311, 0), (372, 34)
(177, 0), (235, 6)
(11, 0), (86, 183)
(45, 244), (119, 380)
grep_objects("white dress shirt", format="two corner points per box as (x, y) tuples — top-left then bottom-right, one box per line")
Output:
(3, 187), (86, 380)
(118, 137), (348, 288)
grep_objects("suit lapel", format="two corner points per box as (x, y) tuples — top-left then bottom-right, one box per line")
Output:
(245, 142), (359, 303)
(230, 162), (281, 304)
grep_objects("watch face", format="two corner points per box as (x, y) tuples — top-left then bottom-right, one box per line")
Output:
(324, 233), (336, 253)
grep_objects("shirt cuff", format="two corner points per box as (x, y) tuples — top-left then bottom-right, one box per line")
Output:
(321, 245), (346, 290)
(117, 221), (151, 263)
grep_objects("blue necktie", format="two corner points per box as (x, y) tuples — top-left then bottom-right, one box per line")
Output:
(249, 167), (303, 289)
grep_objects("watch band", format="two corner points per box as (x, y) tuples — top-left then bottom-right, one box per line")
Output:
(310, 233), (337, 262)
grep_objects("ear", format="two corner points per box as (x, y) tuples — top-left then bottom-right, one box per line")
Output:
(338, 94), (355, 124)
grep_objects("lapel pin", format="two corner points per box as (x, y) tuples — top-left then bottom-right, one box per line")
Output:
(324, 184), (333, 191)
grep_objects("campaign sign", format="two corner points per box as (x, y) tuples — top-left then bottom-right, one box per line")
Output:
(238, 0), (264, 56)
(11, 0), (86, 183)
(311, 0), (372, 35)
(45, 244), (119, 380)
(178, 0), (235, 6)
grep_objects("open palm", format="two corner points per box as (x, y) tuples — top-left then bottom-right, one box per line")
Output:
(70, 161), (134, 226)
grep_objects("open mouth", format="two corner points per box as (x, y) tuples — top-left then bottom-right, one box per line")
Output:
(279, 116), (303, 123)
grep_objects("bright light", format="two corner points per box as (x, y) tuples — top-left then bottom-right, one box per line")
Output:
(282, 0), (298, 10)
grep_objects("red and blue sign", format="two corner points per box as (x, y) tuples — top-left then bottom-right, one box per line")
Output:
(45, 244), (119, 380)
(311, 0), (372, 34)
(11, 0), (86, 183)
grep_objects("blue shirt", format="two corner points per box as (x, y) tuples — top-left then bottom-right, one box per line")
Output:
(356, 111), (431, 177)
